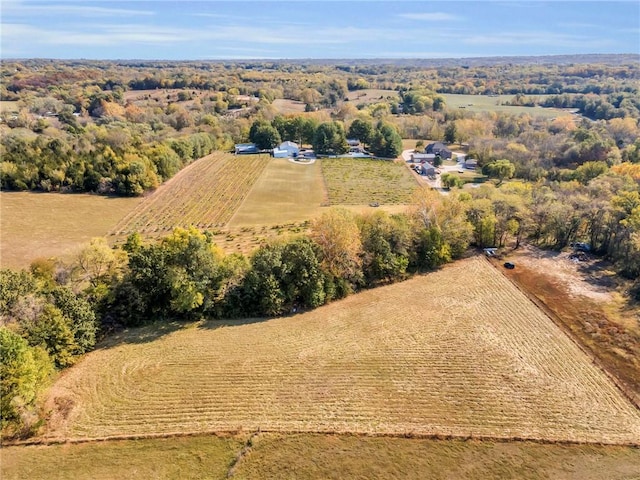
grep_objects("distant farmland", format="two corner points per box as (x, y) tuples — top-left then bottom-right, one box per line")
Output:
(442, 94), (575, 118)
(43, 257), (640, 444)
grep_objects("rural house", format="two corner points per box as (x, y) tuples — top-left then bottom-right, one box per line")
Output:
(425, 142), (452, 159)
(273, 141), (300, 158)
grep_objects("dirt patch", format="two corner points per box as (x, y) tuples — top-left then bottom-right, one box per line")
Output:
(496, 245), (640, 408)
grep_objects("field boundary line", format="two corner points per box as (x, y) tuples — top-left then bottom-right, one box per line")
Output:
(5, 428), (640, 448)
(484, 255), (640, 411)
(225, 156), (271, 227)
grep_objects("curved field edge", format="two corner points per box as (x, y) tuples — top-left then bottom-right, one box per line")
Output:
(42, 257), (640, 444)
(3, 433), (640, 480)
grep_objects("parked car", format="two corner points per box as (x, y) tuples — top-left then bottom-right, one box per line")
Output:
(503, 262), (515, 269)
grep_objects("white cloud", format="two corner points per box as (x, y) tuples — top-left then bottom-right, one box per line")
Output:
(461, 31), (615, 49)
(397, 12), (463, 21)
(2, 2), (154, 17)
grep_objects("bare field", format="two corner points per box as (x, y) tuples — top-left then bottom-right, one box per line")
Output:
(0, 100), (20, 113)
(110, 152), (270, 237)
(322, 158), (418, 205)
(43, 257), (640, 444)
(0, 192), (141, 269)
(4, 433), (640, 480)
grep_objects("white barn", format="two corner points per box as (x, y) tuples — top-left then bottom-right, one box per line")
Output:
(273, 141), (300, 158)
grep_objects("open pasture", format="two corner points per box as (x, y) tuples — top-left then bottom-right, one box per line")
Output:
(0, 192), (140, 269)
(110, 152), (270, 237)
(442, 94), (575, 118)
(43, 257), (640, 444)
(346, 88), (399, 105)
(322, 158), (418, 205)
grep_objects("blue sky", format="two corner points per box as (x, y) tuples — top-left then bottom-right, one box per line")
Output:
(1, 0), (639, 59)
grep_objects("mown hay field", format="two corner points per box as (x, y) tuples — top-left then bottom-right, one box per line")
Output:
(228, 158), (326, 227)
(43, 257), (640, 444)
(0, 192), (141, 269)
(321, 158), (418, 205)
(110, 152), (270, 237)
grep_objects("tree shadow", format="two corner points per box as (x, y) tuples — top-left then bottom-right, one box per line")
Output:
(95, 316), (276, 350)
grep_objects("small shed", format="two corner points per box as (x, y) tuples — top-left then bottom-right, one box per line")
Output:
(420, 163), (436, 176)
(235, 143), (258, 154)
(464, 158), (478, 170)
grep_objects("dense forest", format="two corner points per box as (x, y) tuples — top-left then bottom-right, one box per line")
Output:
(2, 57), (640, 436)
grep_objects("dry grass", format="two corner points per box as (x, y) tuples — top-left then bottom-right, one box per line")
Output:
(500, 246), (640, 408)
(228, 158), (326, 227)
(42, 257), (640, 444)
(234, 433), (640, 480)
(272, 98), (308, 114)
(0, 100), (20, 113)
(321, 158), (418, 205)
(0, 192), (141, 269)
(110, 152), (270, 237)
(4, 433), (640, 480)
(1, 434), (242, 480)
(346, 89), (399, 105)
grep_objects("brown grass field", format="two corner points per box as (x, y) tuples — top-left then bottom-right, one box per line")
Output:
(3, 433), (640, 480)
(110, 152), (270, 237)
(228, 158), (326, 227)
(40, 257), (640, 444)
(271, 98), (308, 114)
(322, 158), (418, 205)
(0, 192), (141, 269)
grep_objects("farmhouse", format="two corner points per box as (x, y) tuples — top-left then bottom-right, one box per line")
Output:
(426, 142), (452, 159)
(273, 141), (300, 158)
(235, 143), (258, 154)
(411, 152), (436, 163)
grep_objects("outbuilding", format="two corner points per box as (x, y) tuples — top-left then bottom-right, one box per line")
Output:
(273, 141), (300, 158)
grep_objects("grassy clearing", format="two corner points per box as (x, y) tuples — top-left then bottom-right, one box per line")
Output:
(4, 434), (640, 480)
(110, 152), (270, 237)
(346, 89), (399, 105)
(0, 192), (141, 269)
(442, 94), (574, 118)
(321, 158), (418, 205)
(1, 434), (242, 480)
(42, 257), (640, 444)
(272, 98), (307, 114)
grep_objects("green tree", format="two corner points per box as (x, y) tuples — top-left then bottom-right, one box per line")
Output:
(444, 123), (457, 144)
(249, 120), (281, 150)
(347, 118), (373, 148)
(312, 122), (348, 155)
(0, 327), (53, 432)
(483, 159), (515, 185)
(370, 122), (402, 158)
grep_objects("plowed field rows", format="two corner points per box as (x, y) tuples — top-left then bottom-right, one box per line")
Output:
(110, 153), (270, 236)
(44, 257), (640, 444)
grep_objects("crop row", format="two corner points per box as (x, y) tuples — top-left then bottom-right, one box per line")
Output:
(109, 153), (270, 237)
(44, 258), (640, 444)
